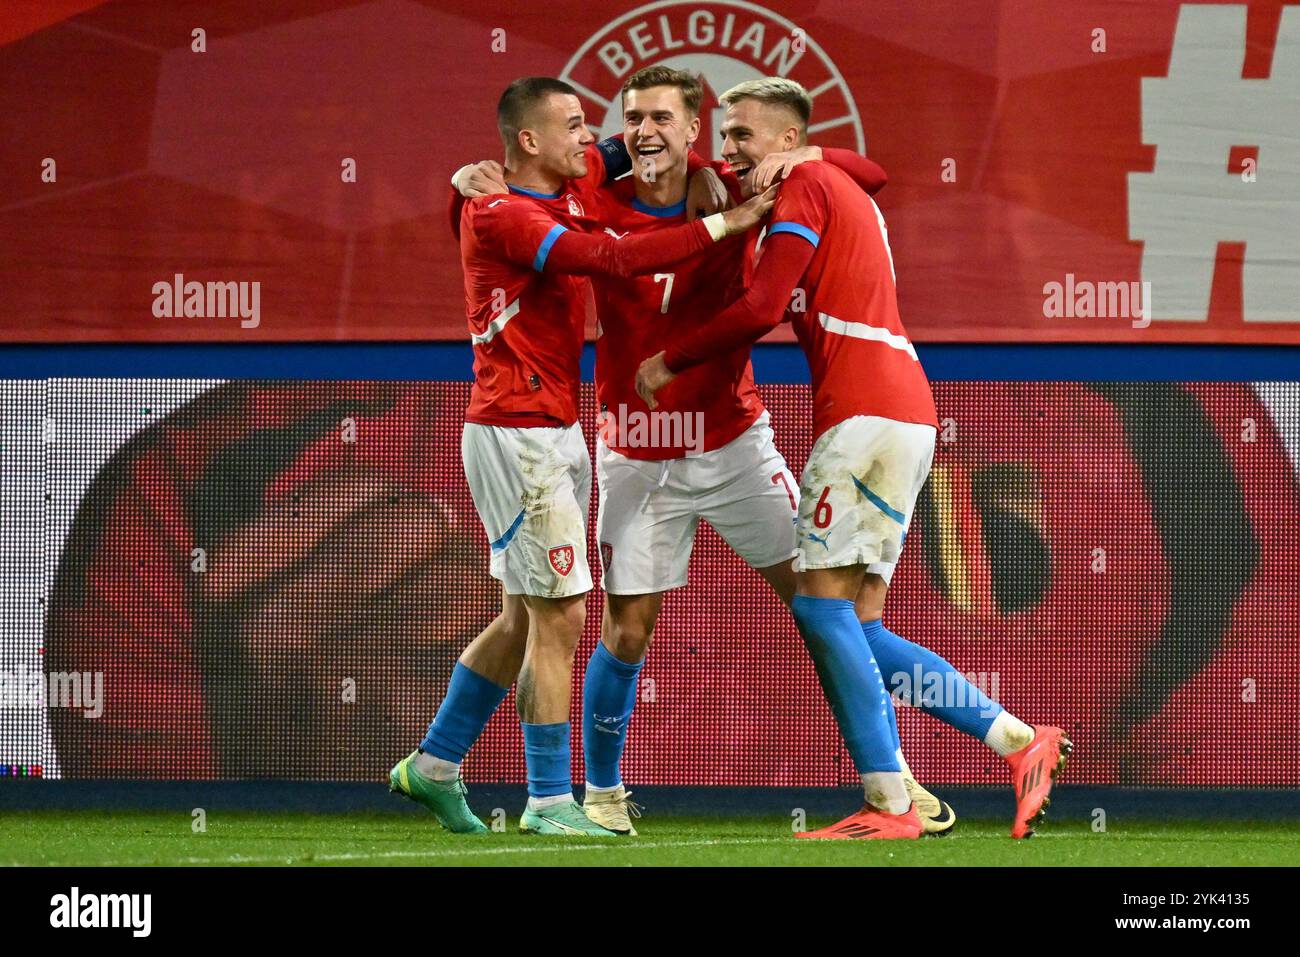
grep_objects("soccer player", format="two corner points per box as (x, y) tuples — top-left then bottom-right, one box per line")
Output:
(388, 77), (774, 836)
(636, 78), (1072, 839)
(573, 66), (954, 836)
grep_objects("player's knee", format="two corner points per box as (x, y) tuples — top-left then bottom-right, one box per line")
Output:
(500, 607), (530, 645)
(854, 597), (885, 622)
(604, 620), (653, 663)
(854, 574), (888, 622)
(528, 594), (587, 650)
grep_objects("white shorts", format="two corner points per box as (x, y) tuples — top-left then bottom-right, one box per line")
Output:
(462, 421), (593, 599)
(794, 415), (936, 583)
(596, 412), (799, 595)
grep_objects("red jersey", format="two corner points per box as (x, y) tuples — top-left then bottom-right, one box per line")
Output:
(594, 151), (891, 459)
(591, 177), (760, 459)
(460, 151), (607, 429)
(774, 164), (936, 434)
(665, 163), (937, 440)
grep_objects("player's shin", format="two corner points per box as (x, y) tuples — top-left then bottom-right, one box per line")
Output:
(416, 662), (510, 779)
(582, 641), (643, 790)
(791, 593), (908, 813)
(522, 720), (574, 805)
(861, 619), (1034, 755)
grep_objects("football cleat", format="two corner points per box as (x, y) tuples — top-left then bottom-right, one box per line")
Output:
(796, 803), (924, 840)
(520, 800), (620, 837)
(388, 750), (489, 834)
(583, 785), (643, 836)
(1005, 725), (1072, 838)
(903, 773), (957, 835)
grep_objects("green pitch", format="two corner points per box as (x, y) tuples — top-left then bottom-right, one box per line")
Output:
(3, 810), (1298, 866)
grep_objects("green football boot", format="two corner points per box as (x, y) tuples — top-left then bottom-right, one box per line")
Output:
(388, 750), (489, 835)
(519, 799), (619, 837)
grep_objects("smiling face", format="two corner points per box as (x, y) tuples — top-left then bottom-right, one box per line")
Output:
(524, 92), (596, 181)
(623, 85), (699, 182)
(719, 97), (805, 195)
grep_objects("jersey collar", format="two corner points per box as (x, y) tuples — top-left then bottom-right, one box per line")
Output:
(631, 196), (686, 218)
(508, 183), (563, 199)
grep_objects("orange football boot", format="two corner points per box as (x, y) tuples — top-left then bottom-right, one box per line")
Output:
(1006, 725), (1072, 838)
(797, 803), (923, 840)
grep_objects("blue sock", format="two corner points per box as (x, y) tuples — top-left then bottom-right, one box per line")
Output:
(419, 662), (509, 763)
(862, 619), (1002, 740)
(522, 721), (572, 798)
(791, 594), (900, 774)
(582, 642), (644, 788)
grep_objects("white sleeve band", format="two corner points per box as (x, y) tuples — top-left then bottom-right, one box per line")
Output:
(702, 212), (728, 242)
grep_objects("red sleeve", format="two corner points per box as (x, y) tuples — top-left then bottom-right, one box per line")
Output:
(448, 186), (466, 240)
(765, 166), (832, 245)
(662, 231), (816, 372)
(473, 195), (715, 278)
(471, 198), (564, 268)
(543, 218), (713, 278)
(822, 148), (888, 196)
(710, 159), (744, 203)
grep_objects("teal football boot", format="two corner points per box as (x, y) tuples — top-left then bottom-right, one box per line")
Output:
(388, 750), (489, 835)
(519, 800), (619, 837)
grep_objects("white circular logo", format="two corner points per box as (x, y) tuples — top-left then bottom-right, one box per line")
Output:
(559, 0), (864, 160)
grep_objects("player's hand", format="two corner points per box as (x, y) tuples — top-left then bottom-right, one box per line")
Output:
(635, 352), (677, 410)
(750, 146), (823, 192)
(685, 165), (731, 221)
(453, 160), (508, 198)
(720, 184), (779, 236)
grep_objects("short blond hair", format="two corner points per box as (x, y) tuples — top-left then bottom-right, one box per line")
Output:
(719, 77), (813, 129)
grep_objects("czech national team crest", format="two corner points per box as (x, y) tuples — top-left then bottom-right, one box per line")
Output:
(549, 544), (576, 576)
(600, 542), (614, 570)
(559, 0), (864, 158)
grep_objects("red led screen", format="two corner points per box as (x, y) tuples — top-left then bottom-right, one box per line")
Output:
(5, 380), (1295, 786)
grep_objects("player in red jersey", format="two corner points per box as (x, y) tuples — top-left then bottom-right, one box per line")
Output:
(573, 66), (953, 836)
(637, 78), (1072, 839)
(389, 77), (775, 837)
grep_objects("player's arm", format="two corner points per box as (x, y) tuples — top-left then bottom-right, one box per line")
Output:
(475, 186), (775, 280)
(682, 151), (733, 220)
(448, 180), (470, 240)
(447, 136), (633, 239)
(750, 146), (887, 196)
(635, 233), (816, 407)
(636, 170), (830, 407)
(540, 186), (775, 277)
(590, 134), (634, 183)
(823, 148), (888, 195)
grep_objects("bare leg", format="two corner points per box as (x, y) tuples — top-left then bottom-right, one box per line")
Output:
(517, 592), (587, 724)
(458, 587), (529, 687)
(755, 557), (797, 607)
(601, 592), (665, 663)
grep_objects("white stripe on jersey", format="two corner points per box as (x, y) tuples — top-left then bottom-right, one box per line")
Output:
(471, 297), (520, 346)
(817, 311), (918, 360)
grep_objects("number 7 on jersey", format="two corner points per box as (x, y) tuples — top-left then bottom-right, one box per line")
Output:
(653, 273), (674, 314)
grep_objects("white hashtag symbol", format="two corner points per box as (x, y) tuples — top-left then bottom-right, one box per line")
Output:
(1129, 4), (1300, 323)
